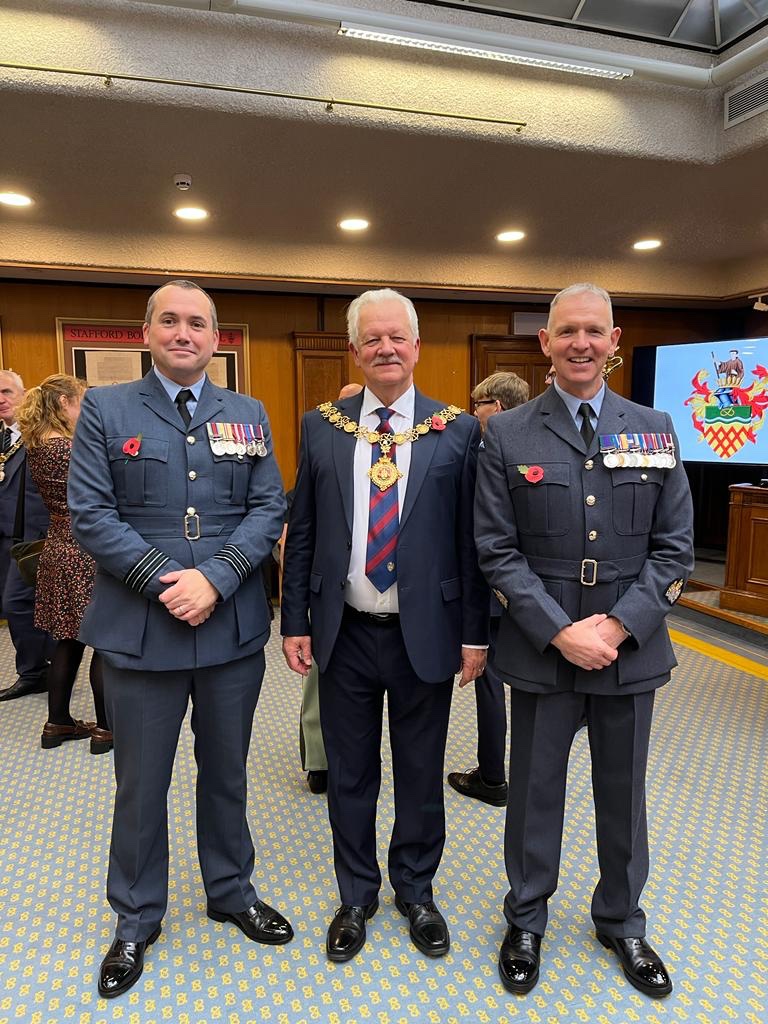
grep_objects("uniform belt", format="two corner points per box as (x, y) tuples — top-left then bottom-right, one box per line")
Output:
(525, 552), (648, 587)
(120, 514), (234, 540)
(344, 604), (400, 626)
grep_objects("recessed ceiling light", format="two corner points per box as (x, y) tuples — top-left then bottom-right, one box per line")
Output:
(174, 206), (208, 221)
(0, 192), (33, 207)
(633, 238), (662, 251)
(339, 218), (369, 231)
(496, 229), (526, 243)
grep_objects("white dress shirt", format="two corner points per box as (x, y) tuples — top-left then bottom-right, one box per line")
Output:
(345, 385), (415, 614)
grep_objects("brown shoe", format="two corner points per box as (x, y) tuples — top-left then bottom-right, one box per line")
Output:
(41, 719), (95, 749)
(90, 727), (114, 755)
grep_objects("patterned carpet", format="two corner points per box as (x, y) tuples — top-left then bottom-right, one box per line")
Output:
(0, 615), (766, 1024)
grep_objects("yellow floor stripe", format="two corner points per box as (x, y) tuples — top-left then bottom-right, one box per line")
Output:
(670, 627), (768, 680)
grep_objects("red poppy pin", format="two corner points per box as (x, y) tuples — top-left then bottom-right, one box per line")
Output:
(518, 464), (544, 483)
(431, 415), (446, 431)
(122, 434), (142, 458)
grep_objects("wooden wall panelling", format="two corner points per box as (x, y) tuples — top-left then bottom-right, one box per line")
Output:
(293, 333), (349, 456)
(471, 335), (551, 399)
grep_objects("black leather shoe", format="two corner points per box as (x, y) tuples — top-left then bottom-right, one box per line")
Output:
(326, 898), (379, 961)
(395, 896), (450, 957)
(207, 898), (293, 944)
(597, 933), (672, 998)
(0, 676), (47, 701)
(98, 925), (161, 998)
(447, 767), (508, 807)
(307, 770), (328, 794)
(498, 925), (541, 994)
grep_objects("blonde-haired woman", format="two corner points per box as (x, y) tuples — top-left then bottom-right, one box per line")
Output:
(17, 374), (111, 754)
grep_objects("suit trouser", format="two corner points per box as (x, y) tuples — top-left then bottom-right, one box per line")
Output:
(104, 651), (265, 942)
(319, 609), (453, 906)
(299, 661), (328, 772)
(2, 549), (54, 681)
(474, 617), (506, 783)
(504, 688), (655, 938)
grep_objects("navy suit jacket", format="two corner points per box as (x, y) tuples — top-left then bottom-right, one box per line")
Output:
(474, 385), (695, 695)
(0, 443), (49, 541)
(69, 371), (285, 671)
(281, 388), (488, 683)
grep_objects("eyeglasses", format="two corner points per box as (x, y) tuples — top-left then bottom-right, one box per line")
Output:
(473, 399), (497, 409)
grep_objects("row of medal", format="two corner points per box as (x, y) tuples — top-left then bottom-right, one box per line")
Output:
(206, 422), (268, 457)
(599, 432), (676, 469)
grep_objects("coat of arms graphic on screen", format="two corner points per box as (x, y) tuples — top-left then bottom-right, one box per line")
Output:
(684, 348), (768, 459)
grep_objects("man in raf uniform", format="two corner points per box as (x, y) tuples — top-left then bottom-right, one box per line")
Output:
(474, 283), (694, 999)
(69, 280), (290, 999)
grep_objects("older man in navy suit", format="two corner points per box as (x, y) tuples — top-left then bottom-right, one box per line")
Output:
(475, 284), (694, 1000)
(281, 288), (488, 962)
(0, 370), (53, 701)
(69, 280), (289, 999)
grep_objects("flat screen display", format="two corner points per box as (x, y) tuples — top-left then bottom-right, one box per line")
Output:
(653, 338), (768, 465)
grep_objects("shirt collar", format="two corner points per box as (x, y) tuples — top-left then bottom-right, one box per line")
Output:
(361, 384), (415, 421)
(153, 366), (206, 404)
(553, 379), (606, 423)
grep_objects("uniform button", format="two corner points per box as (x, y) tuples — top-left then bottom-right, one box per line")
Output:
(188, 471), (197, 480)
(186, 506), (196, 515)
(641, 472), (648, 481)
(187, 435), (195, 444)
(340, 580), (346, 589)
(586, 495), (596, 506)
(588, 530), (598, 541)
(585, 459), (594, 470)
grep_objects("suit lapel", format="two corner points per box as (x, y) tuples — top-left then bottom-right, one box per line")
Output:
(400, 389), (440, 529)
(594, 388), (628, 442)
(540, 385), (586, 454)
(332, 394), (362, 533)
(139, 371), (186, 431)
(189, 378), (225, 429)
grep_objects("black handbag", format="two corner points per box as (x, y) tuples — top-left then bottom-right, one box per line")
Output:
(10, 455), (46, 587)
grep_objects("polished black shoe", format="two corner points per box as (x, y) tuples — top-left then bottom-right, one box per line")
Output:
(447, 766), (508, 807)
(98, 925), (161, 998)
(326, 898), (379, 961)
(395, 896), (450, 957)
(0, 676), (47, 702)
(307, 770), (328, 794)
(498, 925), (541, 994)
(597, 933), (672, 998)
(207, 898), (294, 944)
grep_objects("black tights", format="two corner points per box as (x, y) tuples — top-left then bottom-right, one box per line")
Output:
(46, 639), (107, 729)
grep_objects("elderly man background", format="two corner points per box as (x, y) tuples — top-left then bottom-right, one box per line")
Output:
(448, 370), (529, 807)
(69, 280), (290, 999)
(281, 288), (488, 962)
(0, 369), (54, 701)
(474, 283), (694, 999)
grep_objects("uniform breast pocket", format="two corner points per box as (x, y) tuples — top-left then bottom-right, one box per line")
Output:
(505, 462), (570, 536)
(611, 469), (663, 535)
(212, 453), (252, 505)
(108, 436), (169, 507)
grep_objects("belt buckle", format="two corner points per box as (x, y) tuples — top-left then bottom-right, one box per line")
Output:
(184, 512), (201, 540)
(580, 558), (598, 586)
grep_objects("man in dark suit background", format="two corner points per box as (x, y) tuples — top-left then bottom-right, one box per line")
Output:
(474, 284), (694, 999)
(448, 370), (529, 808)
(69, 281), (290, 999)
(0, 369), (53, 701)
(281, 288), (488, 962)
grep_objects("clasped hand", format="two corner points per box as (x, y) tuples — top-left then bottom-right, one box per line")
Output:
(159, 568), (219, 627)
(551, 613), (626, 670)
(282, 636), (313, 676)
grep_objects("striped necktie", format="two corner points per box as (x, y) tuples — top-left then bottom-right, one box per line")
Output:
(365, 407), (399, 593)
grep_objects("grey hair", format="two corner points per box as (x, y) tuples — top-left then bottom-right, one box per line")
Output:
(0, 369), (24, 390)
(145, 279), (218, 331)
(548, 283), (613, 330)
(346, 288), (419, 350)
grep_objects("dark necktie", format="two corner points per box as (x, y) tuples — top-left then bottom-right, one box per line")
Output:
(175, 388), (193, 428)
(0, 426), (10, 454)
(365, 407), (399, 593)
(579, 402), (595, 447)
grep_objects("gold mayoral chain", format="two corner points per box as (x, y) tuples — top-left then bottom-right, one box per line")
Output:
(317, 401), (464, 492)
(0, 438), (23, 483)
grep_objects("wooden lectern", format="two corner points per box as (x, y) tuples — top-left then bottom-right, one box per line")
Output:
(720, 483), (768, 616)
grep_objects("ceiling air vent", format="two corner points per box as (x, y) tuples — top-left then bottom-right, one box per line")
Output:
(725, 72), (768, 128)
